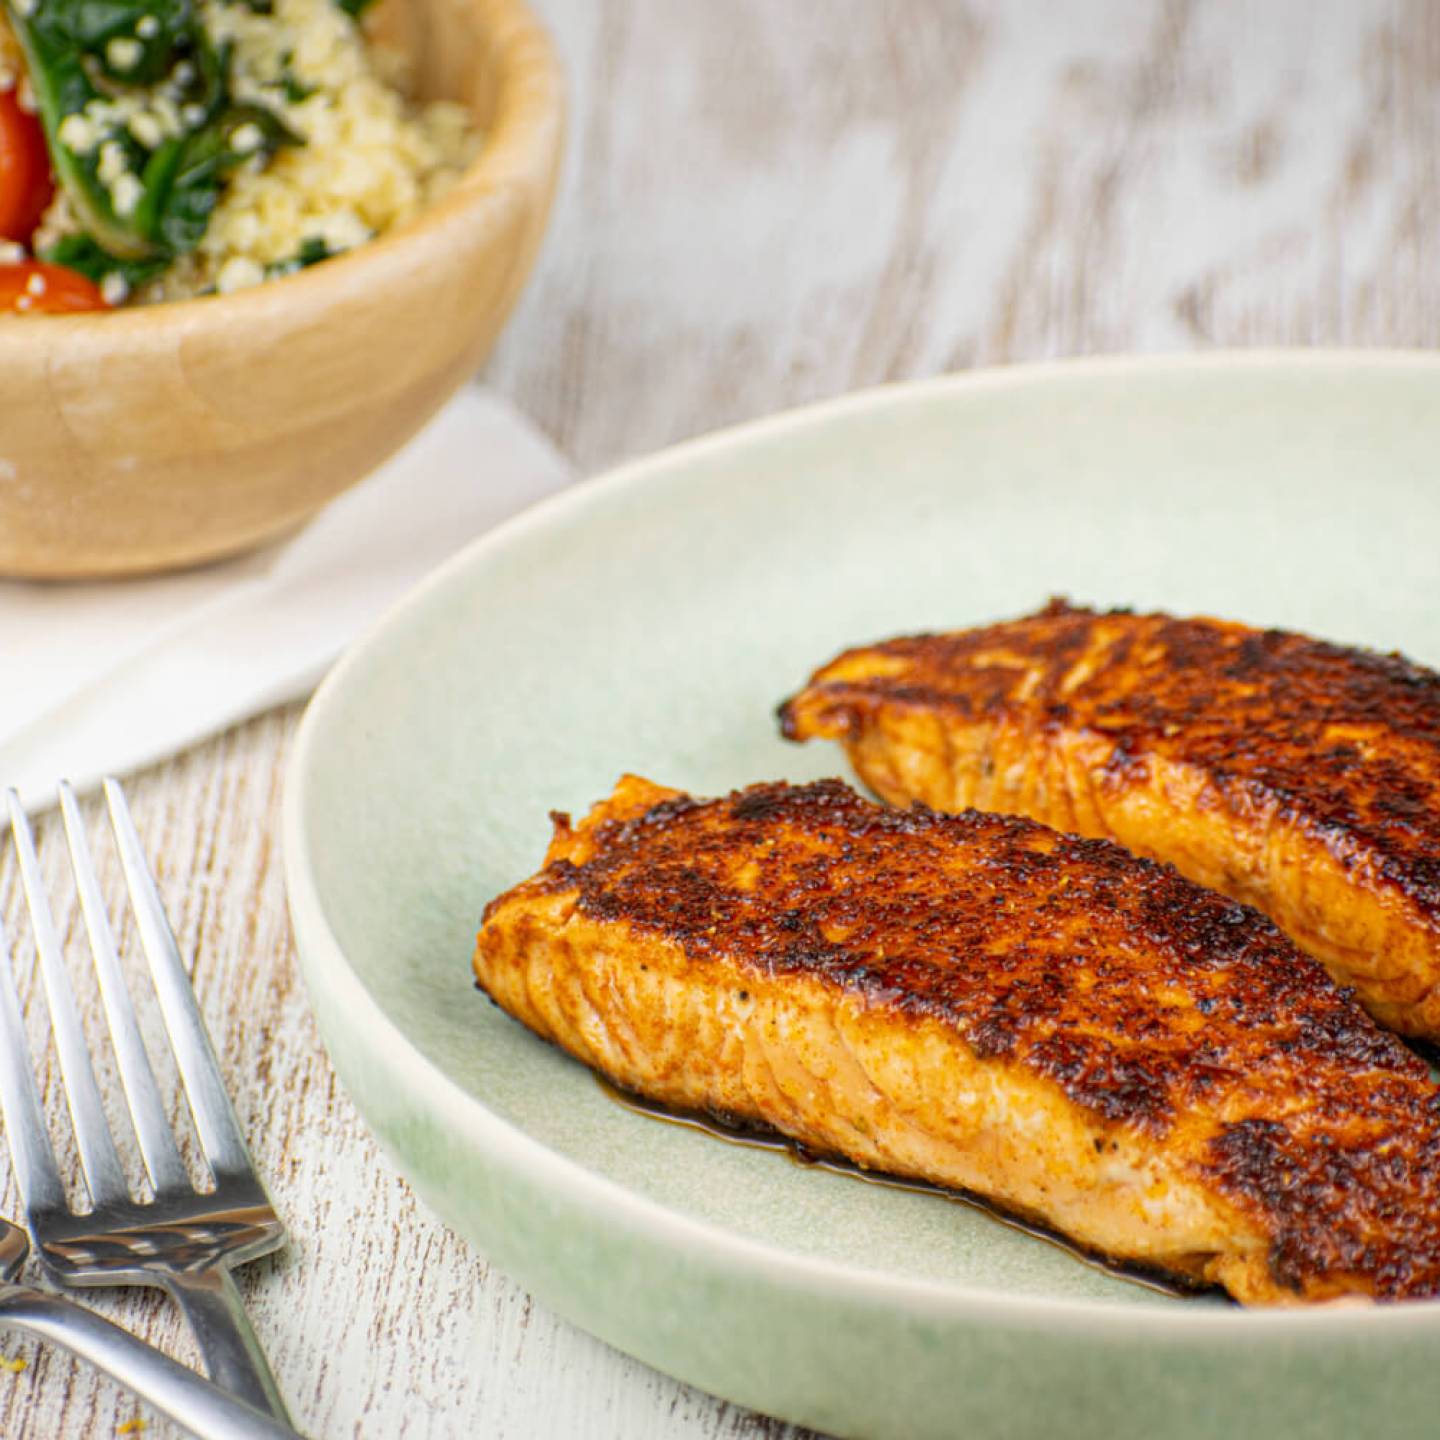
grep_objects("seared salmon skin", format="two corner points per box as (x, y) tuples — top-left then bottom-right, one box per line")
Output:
(475, 775), (1440, 1305)
(780, 601), (1440, 1038)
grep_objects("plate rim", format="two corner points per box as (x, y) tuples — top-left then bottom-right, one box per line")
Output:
(284, 349), (1440, 1338)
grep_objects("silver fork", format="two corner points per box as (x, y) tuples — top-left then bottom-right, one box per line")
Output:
(0, 1215), (298, 1438)
(0, 779), (291, 1424)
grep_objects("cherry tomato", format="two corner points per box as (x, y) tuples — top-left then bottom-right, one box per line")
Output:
(0, 89), (53, 242)
(0, 260), (109, 314)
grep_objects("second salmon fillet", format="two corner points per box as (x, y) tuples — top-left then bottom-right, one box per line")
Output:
(475, 775), (1440, 1305)
(780, 600), (1440, 1037)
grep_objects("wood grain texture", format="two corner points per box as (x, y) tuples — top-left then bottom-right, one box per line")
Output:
(4, 1), (1439, 1434)
(491, 0), (1440, 471)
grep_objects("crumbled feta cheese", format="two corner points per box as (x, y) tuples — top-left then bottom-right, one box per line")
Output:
(100, 272), (130, 306)
(24, 271), (46, 296)
(129, 111), (164, 148)
(230, 122), (265, 155)
(97, 140), (129, 187)
(58, 112), (99, 153)
(111, 173), (144, 218)
(181, 103), (207, 128)
(152, 95), (182, 135)
(60, 95), (187, 166)
(215, 256), (264, 293)
(310, 210), (369, 253)
(107, 37), (144, 71)
(136, 14), (160, 37)
(0, 241), (26, 265)
(10, 0), (36, 17)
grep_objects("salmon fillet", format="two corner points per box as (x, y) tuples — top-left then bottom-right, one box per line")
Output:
(779, 601), (1440, 1038)
(474, 774), (1440, 1305)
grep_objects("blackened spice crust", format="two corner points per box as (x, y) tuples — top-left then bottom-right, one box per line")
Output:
(520, 777), (1440, 1300)
(779, 599), (1440, 919)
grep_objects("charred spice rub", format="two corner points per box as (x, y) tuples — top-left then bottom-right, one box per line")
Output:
(477, 775), (1440, 1305)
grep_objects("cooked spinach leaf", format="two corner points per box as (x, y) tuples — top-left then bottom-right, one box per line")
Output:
(41, 231), (171, 287)
(278, 50), (313, 102)
(266, 233), (331, 273)
(3, 0), (299, 266)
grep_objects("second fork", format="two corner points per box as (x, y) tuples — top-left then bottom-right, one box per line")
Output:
(0, 780), (291, 1423)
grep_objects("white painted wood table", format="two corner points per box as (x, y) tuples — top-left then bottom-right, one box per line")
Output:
(4, 2), (1439, 1435)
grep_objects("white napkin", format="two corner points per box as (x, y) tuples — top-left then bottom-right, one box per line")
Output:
(1, 387), (573, 812)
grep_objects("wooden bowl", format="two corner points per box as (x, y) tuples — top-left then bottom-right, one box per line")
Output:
(0, 0), (563, 579)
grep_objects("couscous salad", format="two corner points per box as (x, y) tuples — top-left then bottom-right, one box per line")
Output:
(0, 0), (477, 311)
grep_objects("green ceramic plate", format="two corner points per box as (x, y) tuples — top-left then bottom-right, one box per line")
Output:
(284, 353), (1440, 1440)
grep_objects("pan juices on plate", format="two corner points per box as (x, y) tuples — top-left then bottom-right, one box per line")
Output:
(475, 775), (1440, 1306)
(781, 600), (1440, 1039)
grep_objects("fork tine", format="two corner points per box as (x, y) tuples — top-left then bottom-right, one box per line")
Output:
(60, 783), (190, 1197)
(104, 779), (253, 1180)
(0, 913), (68, 1215)
(6, 790), (129, 1209)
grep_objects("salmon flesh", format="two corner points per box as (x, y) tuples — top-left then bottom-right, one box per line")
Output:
(780, 600), (1440, 1038)
(474, 774), (1440, 1305)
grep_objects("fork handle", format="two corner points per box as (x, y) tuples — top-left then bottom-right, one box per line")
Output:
(162, 1269), (292, 1425)
(0, 1284), (300, 1439)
